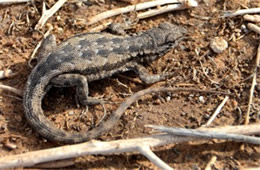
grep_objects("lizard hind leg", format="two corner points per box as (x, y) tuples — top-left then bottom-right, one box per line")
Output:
(51, 73), (106, 124)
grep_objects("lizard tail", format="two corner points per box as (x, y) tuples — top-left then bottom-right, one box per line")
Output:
(23, 64), (111, 144)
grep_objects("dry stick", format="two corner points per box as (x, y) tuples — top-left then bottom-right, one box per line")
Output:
(87, 0), (198, 25)
(244, 14), (260, 23)
(138, 4), (187, 19)
(0, 69), (17, 80)
(35, 0), (67, 30)
(0, 0), (30, 5)
(146, 125), (260, 145)
(88, 21), (112, 32)
(137, 146), (172, 170)
(223, 8), (260, 18)
(243, 167), (260, 170)
(244, 43), (260, 125)
(247, 23), (260, 35)
(0, 124), (259, 169)
(0, 84), (22, 96)
(203, 96), (229, 127)
(205, 156), (217, 170)
(32, 159), (75, 169)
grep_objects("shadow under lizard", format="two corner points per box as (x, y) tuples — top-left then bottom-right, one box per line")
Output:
(23, 23), (186, 143)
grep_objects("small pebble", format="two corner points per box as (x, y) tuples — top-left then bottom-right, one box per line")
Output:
(199, 96), (205, 103)
(68, 110), (74, 115)
(166, 96), (171, 102)
(210, 37), (228, 54)
(57, 27), (63, 34)
(181, 112), (187, 116)
(56, 16), (61, 21)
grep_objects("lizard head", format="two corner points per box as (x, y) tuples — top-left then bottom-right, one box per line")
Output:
(157, 22), (187, 45)
(141, 23), (186, 63)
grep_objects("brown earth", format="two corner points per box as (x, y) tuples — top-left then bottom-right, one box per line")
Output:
(0, 0), (259, 169)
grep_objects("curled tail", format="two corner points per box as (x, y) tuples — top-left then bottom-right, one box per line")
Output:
(23, 63), (110, 143)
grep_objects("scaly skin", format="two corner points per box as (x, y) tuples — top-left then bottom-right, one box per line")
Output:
(23, 23), (186, 143)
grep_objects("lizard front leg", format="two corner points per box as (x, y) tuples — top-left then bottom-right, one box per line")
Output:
(51, 74), (105, 109)
(128, 63), (175, 84)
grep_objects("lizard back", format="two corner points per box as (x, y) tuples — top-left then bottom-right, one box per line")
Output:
(23, 23), (186, 143)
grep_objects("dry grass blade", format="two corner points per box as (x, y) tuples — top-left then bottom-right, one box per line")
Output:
(0, 69), (17, 79)
(244, 42), (260, 124)
(244, 15), (260, 23)
(0, 0), (30, 5)
(248, 23), (260, 34)
(87, 0), (198, 25)
(223, 8), (260, 18)
(147, 125), (260, 145)
(138, 4), (187, 19)
(203, 96), (229, 127)
(205, 156), (217, 170)
(0, 84), (22, 96)
(35, 0), (67, 30)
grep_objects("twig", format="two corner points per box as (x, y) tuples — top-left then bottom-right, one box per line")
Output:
(137, 4), (188, 19)
(0, 69), (17, 79)
(205, 156), (217, 170)
(245, 44), (260, 125)
(244, 43), (260, 124)
(244, 14), (260, 23)
(0, 0), (30, 5)
(147, 125), (260, 145)
(88, 21), (112, 32)
(223, 8), (260, 18)
(117, 0), (136, 4)
(35, 0), (67, 30)
(87, 0), (198, 25)
(32, 159), (75, 168)
(137, 146), (173, 170)
(199, 61), (219, 84)
(0, 124), (259, 169)
(247, 23), (260, 35)
(0, 84), (22, 96)
(242, 167), (260, 170)
(203, 96), (229, 127)
(2, 93), (22, 101)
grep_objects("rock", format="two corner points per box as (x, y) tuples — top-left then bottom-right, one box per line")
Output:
(210, 37), (228, 54)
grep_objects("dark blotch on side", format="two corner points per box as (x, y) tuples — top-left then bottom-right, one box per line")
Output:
(79, 40), (91, 47)
(128, 45), (140, 53)
(141, 43), (150, 50)
(35, 62), (47, 77)
(62, 44), (74, 54)
(82, 50), (95, 60)
(97, 49), (110, 57)
(96, 37), (110, 44)
(49, 62), (62, 71)
(112, 38), (123, 44)
(112, 47), (125, 54)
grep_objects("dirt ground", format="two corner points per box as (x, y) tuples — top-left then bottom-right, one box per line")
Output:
(0, 0), (259, 169)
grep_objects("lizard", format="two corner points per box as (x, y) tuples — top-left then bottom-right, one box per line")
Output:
(23, 23), (187, 144)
